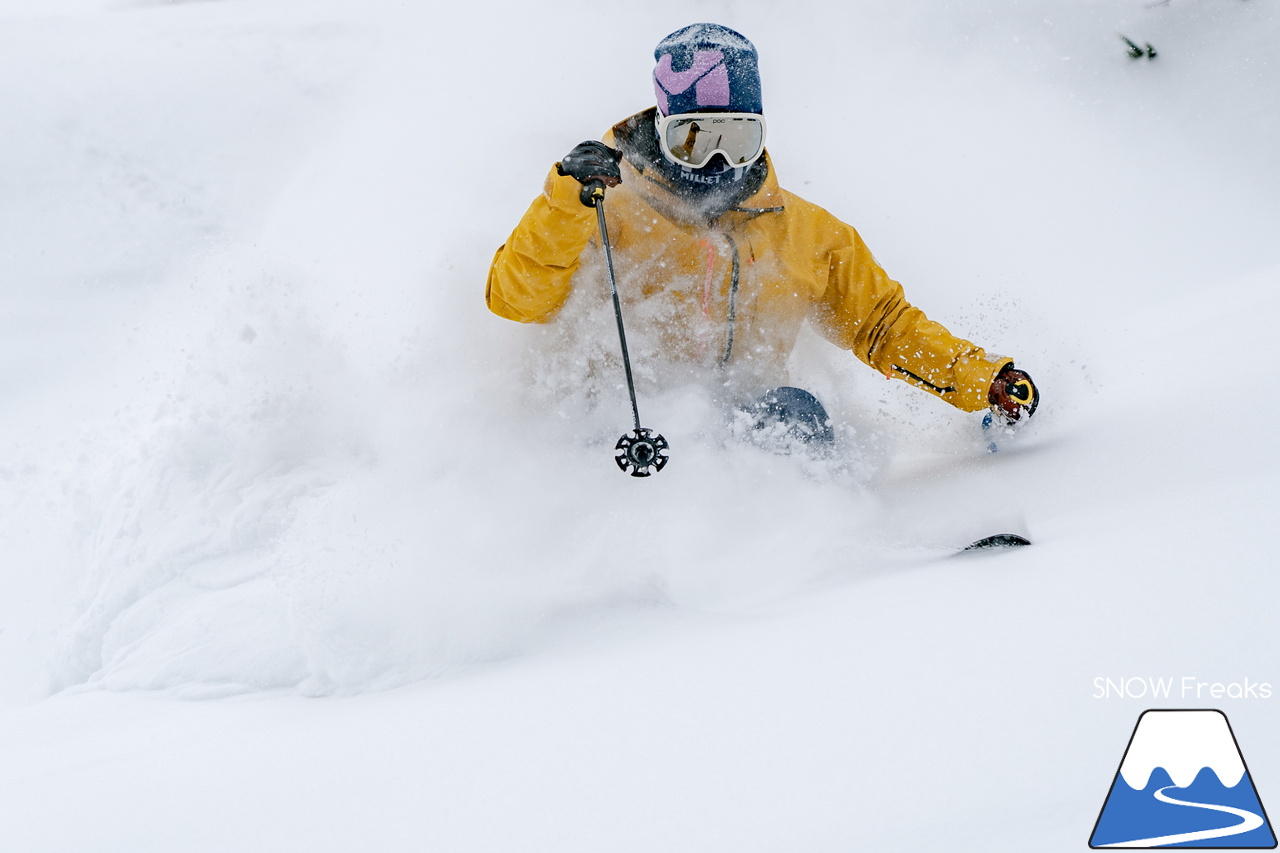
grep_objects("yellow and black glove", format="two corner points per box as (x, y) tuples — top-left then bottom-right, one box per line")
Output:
(988, 364), (1039, 424)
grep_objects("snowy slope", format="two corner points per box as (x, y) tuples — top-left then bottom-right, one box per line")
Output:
(1, 0), (1278, 850)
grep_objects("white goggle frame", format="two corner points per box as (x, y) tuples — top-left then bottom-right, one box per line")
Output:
(655, 111), (767, 169)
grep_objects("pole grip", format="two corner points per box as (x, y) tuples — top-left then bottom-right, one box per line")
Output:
(581, 181), (606, 208)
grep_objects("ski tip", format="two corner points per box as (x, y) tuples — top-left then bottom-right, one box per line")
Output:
(963, 533), (1032, 551)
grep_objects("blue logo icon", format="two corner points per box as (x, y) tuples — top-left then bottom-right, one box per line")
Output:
(1090, 709), (1276, 848)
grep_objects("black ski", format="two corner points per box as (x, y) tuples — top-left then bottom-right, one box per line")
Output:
(964, 534), (1031, 551)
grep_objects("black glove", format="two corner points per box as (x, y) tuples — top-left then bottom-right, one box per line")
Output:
(988, 364), (1039, 423)
(556, 141), (622, 208)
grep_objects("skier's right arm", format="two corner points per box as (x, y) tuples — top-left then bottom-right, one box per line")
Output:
(485, 142), (622, 323)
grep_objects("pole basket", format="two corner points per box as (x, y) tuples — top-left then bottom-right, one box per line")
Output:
(615, 428), (669, 477)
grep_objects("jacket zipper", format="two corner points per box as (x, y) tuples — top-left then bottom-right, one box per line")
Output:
(720, 233), (741, 366)
(891, 365), (956, 394)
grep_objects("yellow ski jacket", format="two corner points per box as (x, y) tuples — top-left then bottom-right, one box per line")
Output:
(486, 110), (1011, 412)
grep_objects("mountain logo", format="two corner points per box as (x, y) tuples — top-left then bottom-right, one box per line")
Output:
(1090, 709), (1277, 848)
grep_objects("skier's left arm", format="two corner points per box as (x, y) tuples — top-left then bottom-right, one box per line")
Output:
(810, 218), (1030, 416)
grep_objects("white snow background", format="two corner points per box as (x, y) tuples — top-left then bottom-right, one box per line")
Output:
(1, 0), (1277, 850)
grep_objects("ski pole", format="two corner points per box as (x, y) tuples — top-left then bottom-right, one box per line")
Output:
(588, 184), (669, 477)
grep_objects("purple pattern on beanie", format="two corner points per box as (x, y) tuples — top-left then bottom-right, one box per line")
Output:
(654, 49), (724, 115)
(694, 63), (730, 107)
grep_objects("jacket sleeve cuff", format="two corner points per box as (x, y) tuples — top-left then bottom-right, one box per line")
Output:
(544, 168), (596, 216)
(952, 352), (1014, 412)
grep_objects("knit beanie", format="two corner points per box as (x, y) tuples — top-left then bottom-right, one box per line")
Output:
(653, 23), (763, 116)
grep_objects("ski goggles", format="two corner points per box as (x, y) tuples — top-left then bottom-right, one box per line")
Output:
(655, 112), (767, 169)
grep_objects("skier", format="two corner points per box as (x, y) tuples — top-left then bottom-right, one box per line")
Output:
(486, 23), (1038, 447)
